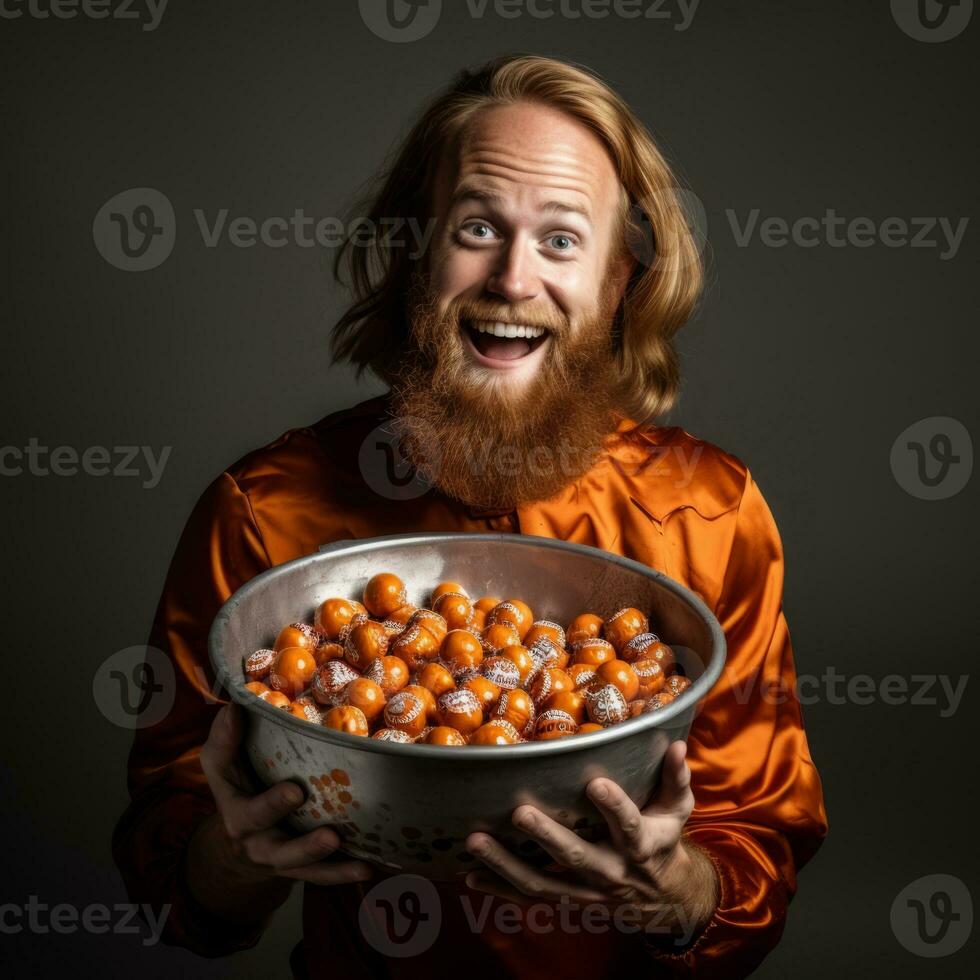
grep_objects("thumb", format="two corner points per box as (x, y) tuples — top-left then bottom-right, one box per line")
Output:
(644, 740), (694, 820)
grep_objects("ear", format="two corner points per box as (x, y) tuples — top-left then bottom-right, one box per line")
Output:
(608, 248), (636, 307)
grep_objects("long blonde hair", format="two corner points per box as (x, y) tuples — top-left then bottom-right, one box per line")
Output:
(331, 54), (703, 422)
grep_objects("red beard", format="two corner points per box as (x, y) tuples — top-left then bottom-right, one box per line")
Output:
(387, 276), (626, 511)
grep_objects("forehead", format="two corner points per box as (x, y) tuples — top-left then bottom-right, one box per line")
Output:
(434, 101), (622, 219)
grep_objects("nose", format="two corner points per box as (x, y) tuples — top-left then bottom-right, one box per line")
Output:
(485, 235), (540, 305)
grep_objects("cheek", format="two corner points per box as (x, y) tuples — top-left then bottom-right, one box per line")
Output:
(430, 244), (493, 302)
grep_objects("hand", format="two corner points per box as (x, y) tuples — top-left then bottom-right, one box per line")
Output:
(189, 702), (373, 922)
(464, 740), (719, 943)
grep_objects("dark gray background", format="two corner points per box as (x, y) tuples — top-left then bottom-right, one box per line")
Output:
(2, 0), (977, 976)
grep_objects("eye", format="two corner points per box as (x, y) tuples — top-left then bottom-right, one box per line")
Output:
(461, 221), (497, 242)
(545, 233), (577, 252)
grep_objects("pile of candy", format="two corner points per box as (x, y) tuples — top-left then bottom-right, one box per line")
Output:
(243, 573), (691, 745)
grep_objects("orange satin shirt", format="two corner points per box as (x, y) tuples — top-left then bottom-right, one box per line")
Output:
(112, 393), (827, 979)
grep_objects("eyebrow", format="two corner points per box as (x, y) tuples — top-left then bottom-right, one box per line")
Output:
(449, 186), (593, 223)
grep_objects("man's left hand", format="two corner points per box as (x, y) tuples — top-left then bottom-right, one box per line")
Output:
(464, 740), (719, 942)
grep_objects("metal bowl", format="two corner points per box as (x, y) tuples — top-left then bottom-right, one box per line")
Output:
(209, 531), (726, 880)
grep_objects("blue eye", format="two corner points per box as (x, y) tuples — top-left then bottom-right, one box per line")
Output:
(548, 234), (575, 251)
(465, 223), (493, 239)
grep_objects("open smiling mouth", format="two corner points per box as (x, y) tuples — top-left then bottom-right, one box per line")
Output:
(461, 319), (551, 364)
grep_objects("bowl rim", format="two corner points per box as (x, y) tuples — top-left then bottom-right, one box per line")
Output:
(208, 531), (727, 761)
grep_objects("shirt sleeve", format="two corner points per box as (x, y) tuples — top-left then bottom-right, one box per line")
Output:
(111, 471), (275, 956)
(643, 466), (828, 977)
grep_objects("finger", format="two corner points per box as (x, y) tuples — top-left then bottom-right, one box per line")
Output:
(465, 833), (605, 903)
(280, 859), (375, 886)
(246, 824), (342, 871)
(586, 779), (658, 863)
(223, 779), (306, 840)
(512, 806), (615, 887)
(642, 740), (694, 820)
(200, 704), (259, 808)
(465, 870), (538, 905)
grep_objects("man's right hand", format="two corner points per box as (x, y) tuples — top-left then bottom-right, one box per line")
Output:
(185, 701), (374, 925)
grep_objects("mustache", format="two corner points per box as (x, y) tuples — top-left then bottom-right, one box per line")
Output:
(448, 297), (570, 336)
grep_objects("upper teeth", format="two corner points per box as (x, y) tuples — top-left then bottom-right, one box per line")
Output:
(472, 321), (547, 339)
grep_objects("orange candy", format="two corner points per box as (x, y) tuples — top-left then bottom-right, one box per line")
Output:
(441, 629), (484, 672)
(383, 690), (427, 737)
(424, 726), (467, 746)
(372, 728), (413, 743)
(343, 620), (391, 670)
(409, 609), (448, 647)
(543, 690), (587, 725)
(481, 622), (521, 655)
(311, 660), (359, 706)
(577, 723), (604, 734)
(363, 572), (408, 620)
(595, 659), (640, 702)
(528, 668), (574, 707)
(273, 622), (323, 654)
(524, 620), (566, 650)
(362, 655), (410, 697)
(491, 688), (536, 736)
(481, 655), (521, 692)
(433, 591), (474, 630)
(633, 659), (666, 698)
(486, 599), (534, 640)
(402, 684), (439, 724)
(436, 689), (484, 736)
(314, 598), (368, 640)
(570, 637), (616, 667)
(269, 647), (317, 700)
(534, 709), (578, 740)
(431, 581), (468, 604)
(416, 662), (456, 699)
(586, 684), (629, 725)
(566, 612), (603, 646)
(344, 677), (387, 723)
(474, 596), (501, 613)
(322, 704), (369, 736)
(245, 680), (270, 697)
(462, 674), (501, 711)
(567, 663), (598, 691)
(287, 697), (323, 724)
(384, 602), (419, 627)
(244, 648), (275, 682)
(312, 641), (345, 667)
(389, 623), (439, 672)
(499, 644), (535, 684)
(602, 607), (649, 654)
(665, 674), (692, 698)
(644, 691), (676, 712)
(470, 720), (522, 745)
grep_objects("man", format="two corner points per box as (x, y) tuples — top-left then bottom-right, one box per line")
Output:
(113, 55), (827, 978)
